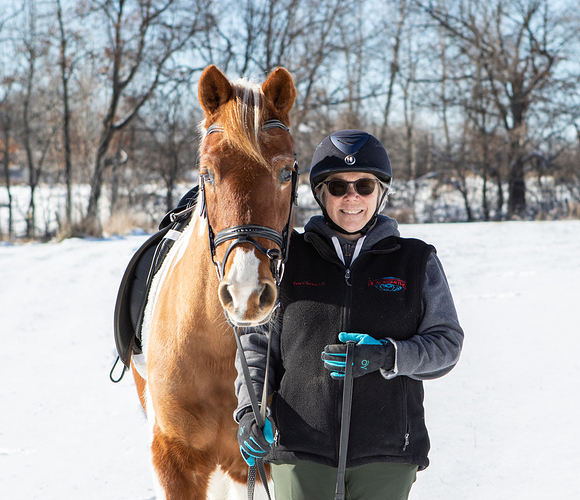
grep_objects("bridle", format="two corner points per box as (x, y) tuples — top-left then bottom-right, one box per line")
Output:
(200, 119), (299, 286)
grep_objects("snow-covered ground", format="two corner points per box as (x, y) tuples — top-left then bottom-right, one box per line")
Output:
(1, 220), (579, 499)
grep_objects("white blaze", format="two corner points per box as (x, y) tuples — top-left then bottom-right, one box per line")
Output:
(225, 249), (261, 316)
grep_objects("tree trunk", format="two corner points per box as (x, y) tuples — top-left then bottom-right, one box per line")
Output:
(83, 150), (108, 235)
(2, 122), (13, 240)
(165, 181), (174, 213)
(110, 161), (119, 216)
(26, 188), (36, 239)
(380, 0), (406, 144)
(482, 169), (489, 221)
(461, 186), (473, 222)
(508, 169), (526, 218)
(57, 0), (73, 237)
(507, 133), (527, 218)
(23, 43), (37, 240)
(494, 169), (504, 221)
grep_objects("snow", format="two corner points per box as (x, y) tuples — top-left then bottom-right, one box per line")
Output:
(1, 220), (579, 499)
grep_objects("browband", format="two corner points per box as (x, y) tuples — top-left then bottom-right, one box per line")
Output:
(205, 119), (289, 136)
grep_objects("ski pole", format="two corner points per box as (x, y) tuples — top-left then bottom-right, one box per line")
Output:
(334, 340), (355, 500)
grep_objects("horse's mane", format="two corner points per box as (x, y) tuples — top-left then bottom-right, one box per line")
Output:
(200, 78), (271, 167)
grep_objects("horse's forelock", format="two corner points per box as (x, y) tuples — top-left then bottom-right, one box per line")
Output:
(201, 79), (271, 167)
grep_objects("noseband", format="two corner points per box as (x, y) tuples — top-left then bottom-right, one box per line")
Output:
(200, 119), (299, 286)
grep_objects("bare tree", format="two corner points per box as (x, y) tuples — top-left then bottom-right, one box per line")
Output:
(239, 0), (302, 75)
(0, 82), (16, 240)
(288, 0), (359, 164)
(379, 0), (408, 144)
(137, 87), (199, 213)
(55, 0), (83, 237)
(19, 0), (60, 239)
(419, 0), (576, 219)
(80, 0), (205, 236)
(0, 8), (21, 240)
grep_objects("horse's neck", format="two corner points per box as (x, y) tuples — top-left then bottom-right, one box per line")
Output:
(171, 212), (221, 307)
(139, 211), (221, 360)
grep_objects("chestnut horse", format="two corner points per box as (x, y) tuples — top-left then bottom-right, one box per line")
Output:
(131, 65), (296, 499)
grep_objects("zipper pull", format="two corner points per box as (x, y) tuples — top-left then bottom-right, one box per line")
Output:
(345, 268), (352, 286)
(403, 433), (410, 451)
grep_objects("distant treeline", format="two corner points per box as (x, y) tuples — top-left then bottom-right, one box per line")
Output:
(1, 0), (580, 240)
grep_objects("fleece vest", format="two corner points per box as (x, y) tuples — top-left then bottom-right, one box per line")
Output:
(270, 231), (434, 470)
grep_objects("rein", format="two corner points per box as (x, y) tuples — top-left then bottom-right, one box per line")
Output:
(201, 118), (297, 500)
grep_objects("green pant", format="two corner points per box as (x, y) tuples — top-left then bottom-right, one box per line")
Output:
(270, 460), (418, 500)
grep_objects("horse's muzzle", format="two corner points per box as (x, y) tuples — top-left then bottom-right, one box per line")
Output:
(218, 279), (278, 326)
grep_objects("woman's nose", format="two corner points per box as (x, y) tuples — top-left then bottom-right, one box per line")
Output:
(344, 183), (358, 197)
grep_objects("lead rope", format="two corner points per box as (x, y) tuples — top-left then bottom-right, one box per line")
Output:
(234, 313), (278, 500)
(254, 306), (280, 499)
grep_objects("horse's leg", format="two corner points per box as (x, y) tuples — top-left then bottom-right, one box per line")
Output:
(151, 423), (216, 500)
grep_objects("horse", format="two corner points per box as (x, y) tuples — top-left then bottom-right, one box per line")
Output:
(130, 65), (297, 499)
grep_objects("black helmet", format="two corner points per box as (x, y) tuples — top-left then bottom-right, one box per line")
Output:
(309, 130), (392, 187)
(309, 130), (392, 236)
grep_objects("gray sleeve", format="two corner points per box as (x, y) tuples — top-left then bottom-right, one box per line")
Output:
(381, 252), (464, 381)
(234, 324), (281, 421)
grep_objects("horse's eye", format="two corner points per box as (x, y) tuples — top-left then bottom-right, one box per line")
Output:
(279, 166), (294, 184)
(200, 170), (215, 185)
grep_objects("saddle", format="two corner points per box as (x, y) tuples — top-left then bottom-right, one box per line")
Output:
(112, 186), (198, 371)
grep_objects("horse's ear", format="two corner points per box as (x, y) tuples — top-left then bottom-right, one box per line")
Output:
(262, 67), (296, 116)
(199, 65), (233, 116)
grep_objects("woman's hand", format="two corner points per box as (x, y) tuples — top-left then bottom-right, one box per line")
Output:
(237, 409), (274, 466)
(321, 332), (395, 379)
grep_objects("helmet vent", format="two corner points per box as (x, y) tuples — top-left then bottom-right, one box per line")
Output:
(330, 132), (369, 155)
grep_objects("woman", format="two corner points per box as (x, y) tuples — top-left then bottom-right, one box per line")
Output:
(236, 130), (464, 499)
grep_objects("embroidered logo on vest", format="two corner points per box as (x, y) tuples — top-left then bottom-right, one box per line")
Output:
(293, 280), (325, 287)
(368, 277), (406, 292)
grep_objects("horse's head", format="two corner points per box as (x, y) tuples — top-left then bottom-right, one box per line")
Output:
(197, 65), (297, 326)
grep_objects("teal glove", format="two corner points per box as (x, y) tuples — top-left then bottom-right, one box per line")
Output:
(238, 410), (274, 466)
(321, 332), (395, 379)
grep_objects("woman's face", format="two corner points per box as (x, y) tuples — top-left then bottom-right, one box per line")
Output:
(318, 171), (381, 240)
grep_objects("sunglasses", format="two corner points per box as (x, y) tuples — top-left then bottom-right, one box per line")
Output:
(320, 178), (383, 197)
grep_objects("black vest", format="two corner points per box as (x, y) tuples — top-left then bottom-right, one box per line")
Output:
(270, 231), (434, 469)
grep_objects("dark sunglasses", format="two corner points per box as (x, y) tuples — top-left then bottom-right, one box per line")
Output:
(320, 178), (382, 197)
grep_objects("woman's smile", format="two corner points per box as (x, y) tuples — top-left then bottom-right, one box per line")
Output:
(321, 172), (380, 239)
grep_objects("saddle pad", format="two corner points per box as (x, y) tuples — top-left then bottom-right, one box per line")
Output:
(113, 227), (170, 367)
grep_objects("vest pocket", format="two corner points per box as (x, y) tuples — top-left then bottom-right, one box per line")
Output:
(347, 374), (408, 461)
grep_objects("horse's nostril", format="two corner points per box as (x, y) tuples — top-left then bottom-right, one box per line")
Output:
(219, 283), (233, 307)
(259, 283), (276, 310)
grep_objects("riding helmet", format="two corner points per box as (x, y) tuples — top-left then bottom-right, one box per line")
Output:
(309, 130), (392, 188)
